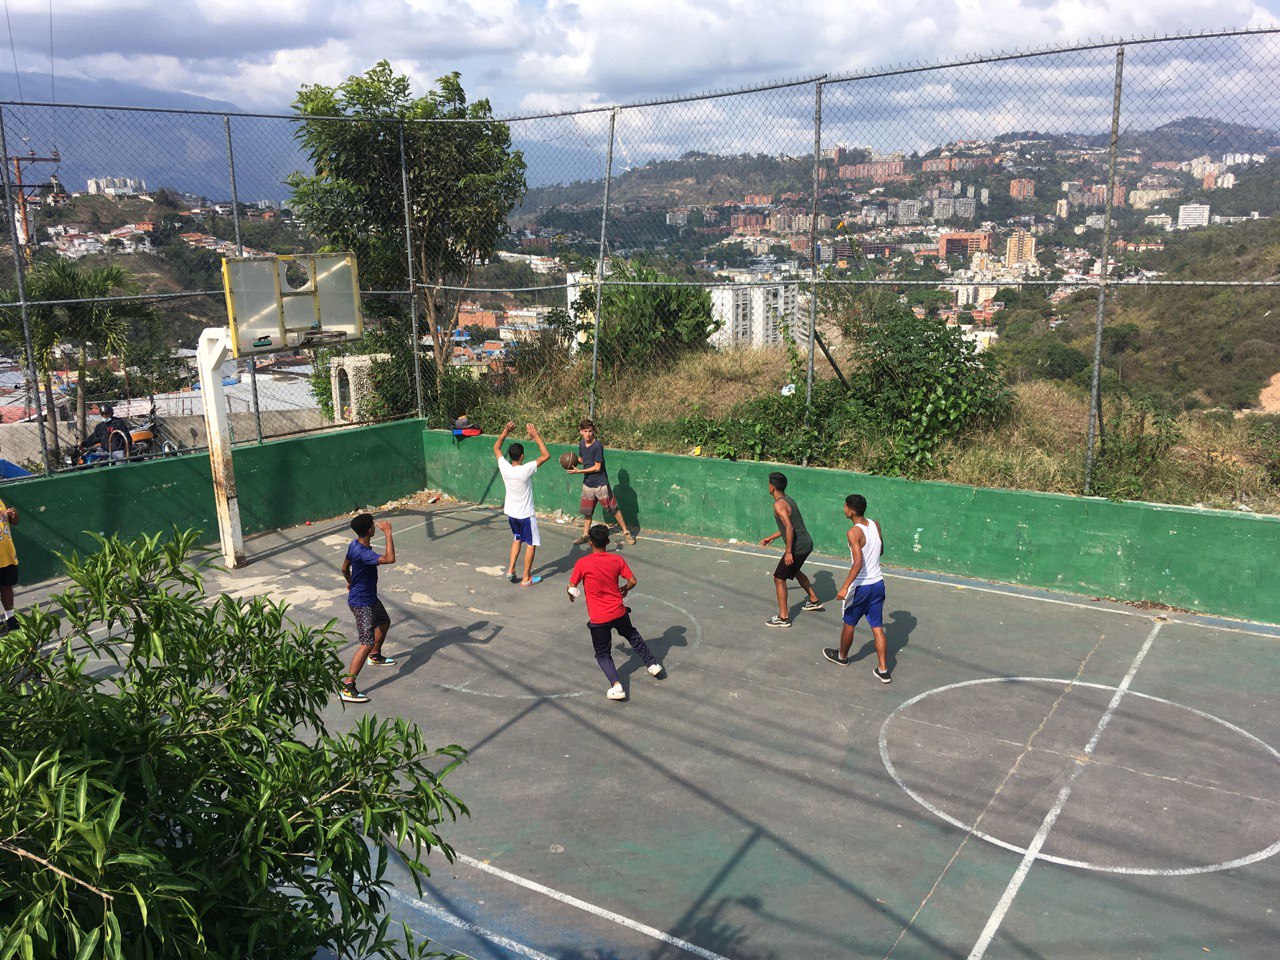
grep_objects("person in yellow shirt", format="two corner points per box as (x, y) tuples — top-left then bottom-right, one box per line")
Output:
(0, 496), (19, 631)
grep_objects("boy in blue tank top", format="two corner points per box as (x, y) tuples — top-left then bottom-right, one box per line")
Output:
(824, 494), (891, 683)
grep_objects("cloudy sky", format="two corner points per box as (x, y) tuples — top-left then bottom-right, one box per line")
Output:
(2, 0), (1278, 115)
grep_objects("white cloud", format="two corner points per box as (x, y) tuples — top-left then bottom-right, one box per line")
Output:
(3, 0), (1280, 169)
(0, 0), (1270, 112)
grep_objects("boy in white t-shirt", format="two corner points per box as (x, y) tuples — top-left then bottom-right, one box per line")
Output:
(494, 421), (551, 585)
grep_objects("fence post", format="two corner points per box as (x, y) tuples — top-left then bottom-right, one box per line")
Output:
(804, 79), (825, 423)
(399, 122), (425, 421)
(224, 115), (263, 445)
(1083, 46), (1125, 496)
(0, 106), (52, 474)
(589, 108), (617, 421)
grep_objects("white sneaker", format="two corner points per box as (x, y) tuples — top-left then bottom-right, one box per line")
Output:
(606, 683), (627, 700)
(647, 663), (664, 677)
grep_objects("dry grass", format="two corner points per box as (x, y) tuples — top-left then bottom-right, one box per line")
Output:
(598, 348), (795, 421)
(1149, 412), (1280, 512)
(473, 357), (1280, 514)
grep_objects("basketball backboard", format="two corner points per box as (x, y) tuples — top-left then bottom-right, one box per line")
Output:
(221, 253), (365, 357)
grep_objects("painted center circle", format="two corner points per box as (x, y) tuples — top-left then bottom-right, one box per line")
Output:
(879, 677), (1280, 875)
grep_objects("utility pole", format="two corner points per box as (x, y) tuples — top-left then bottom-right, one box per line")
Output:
(7, 148), (62, 261)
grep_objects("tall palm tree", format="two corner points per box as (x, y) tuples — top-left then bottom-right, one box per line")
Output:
(30, 260), (154, 442)
(0, 274), (65, 460)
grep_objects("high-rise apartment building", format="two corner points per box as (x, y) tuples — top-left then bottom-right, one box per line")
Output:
(709, 283), (801, 349)
(1005, 229), (1037, 266)
(1009, 178), (1036, 199)
(86, 176), (146, 196)
(1177, 203), (1211, 229)
(938, 232), (992, 258)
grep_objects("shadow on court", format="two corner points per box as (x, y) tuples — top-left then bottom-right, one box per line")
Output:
(193, 500), (1279, 960)
(362, 620), (500, 695)
(845, 608), (915, 673)
(614, 468), (641, 535)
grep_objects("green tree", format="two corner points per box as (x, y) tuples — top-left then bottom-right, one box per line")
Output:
(577, 262), (718, 374)
(289, 62), (527, 391)
(0, 263), (75, 459)
(1, 530), (465, 959)
(848, 302), (1010, 471)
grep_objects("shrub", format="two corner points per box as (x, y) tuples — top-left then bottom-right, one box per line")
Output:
(1090, 398), (1182, 500)
(850, 307), (1011, 473)
(1, 530), (465, 960)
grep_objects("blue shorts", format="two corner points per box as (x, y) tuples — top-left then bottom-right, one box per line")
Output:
(842, 580), (885, 628)
(507, 515), (541, 546)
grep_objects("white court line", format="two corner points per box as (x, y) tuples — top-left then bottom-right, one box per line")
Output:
(388, 888), (558, 960)
(966, 621), (1163, 960)
(880, 675), (1280, 875)
(634, 532), (1279, 636)
(455, 853), (736, 960)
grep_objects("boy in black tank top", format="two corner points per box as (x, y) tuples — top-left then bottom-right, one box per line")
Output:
(758, 472), (824, 627)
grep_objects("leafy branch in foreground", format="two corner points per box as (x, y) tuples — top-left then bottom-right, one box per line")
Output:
(1, 529), (466, 959)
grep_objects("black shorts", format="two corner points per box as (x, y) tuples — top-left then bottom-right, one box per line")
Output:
(350, 599), (391, 645)
(773, 551), (811, 581)
(0, 564), (17, 587)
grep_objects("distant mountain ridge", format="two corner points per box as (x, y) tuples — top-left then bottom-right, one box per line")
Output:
(0, 73), (304, 201)
(0, 71), (245, 113)
(2, 69), (1276, 214)
(993, 117), (1280, 160)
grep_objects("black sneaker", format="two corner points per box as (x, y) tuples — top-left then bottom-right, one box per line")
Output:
(765, 615), (792, 628)
(802, 599), (825, 612)
(340, 682), (370, 703)
(873, 667), (892, 684)
(368, 654), (396, 666)
(823, 648), (849, 666)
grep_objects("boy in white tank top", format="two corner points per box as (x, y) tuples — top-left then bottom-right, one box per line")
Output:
(823, 494), (892, 683)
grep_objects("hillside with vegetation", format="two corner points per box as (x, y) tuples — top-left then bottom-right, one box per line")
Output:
(8, 191), (320, 350)
(995, 216), (1280, 411)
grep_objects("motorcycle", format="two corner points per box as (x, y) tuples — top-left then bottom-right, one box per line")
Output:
(62, 401), (180, 469)
(124, 402), (180, 460)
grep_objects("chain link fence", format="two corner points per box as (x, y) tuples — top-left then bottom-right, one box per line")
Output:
(1, 28), (1278, 510)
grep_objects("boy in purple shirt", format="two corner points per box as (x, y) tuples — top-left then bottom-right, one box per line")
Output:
(340, 513), (396, 704)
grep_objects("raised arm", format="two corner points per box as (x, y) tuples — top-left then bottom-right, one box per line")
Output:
(836, 527), (865, 601)
(527, 423), (551, 467)
(493, 420), (515, 459)
(377, 521), (396, 565)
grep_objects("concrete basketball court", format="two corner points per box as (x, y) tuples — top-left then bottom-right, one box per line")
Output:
(38, 499), (1280, 959)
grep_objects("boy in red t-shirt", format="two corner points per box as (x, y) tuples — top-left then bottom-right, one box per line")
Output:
(568, 524), (664, 700)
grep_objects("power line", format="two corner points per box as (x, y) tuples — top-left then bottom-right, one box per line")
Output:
(3, 0), (22, 102)
(47, 0), (54, 103)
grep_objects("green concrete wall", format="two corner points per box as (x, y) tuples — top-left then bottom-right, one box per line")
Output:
(423, 430), (1280, 625)
(3, 420), (427, 584)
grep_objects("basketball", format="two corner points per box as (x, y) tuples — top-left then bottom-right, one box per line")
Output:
(559, 451), (577, 471)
